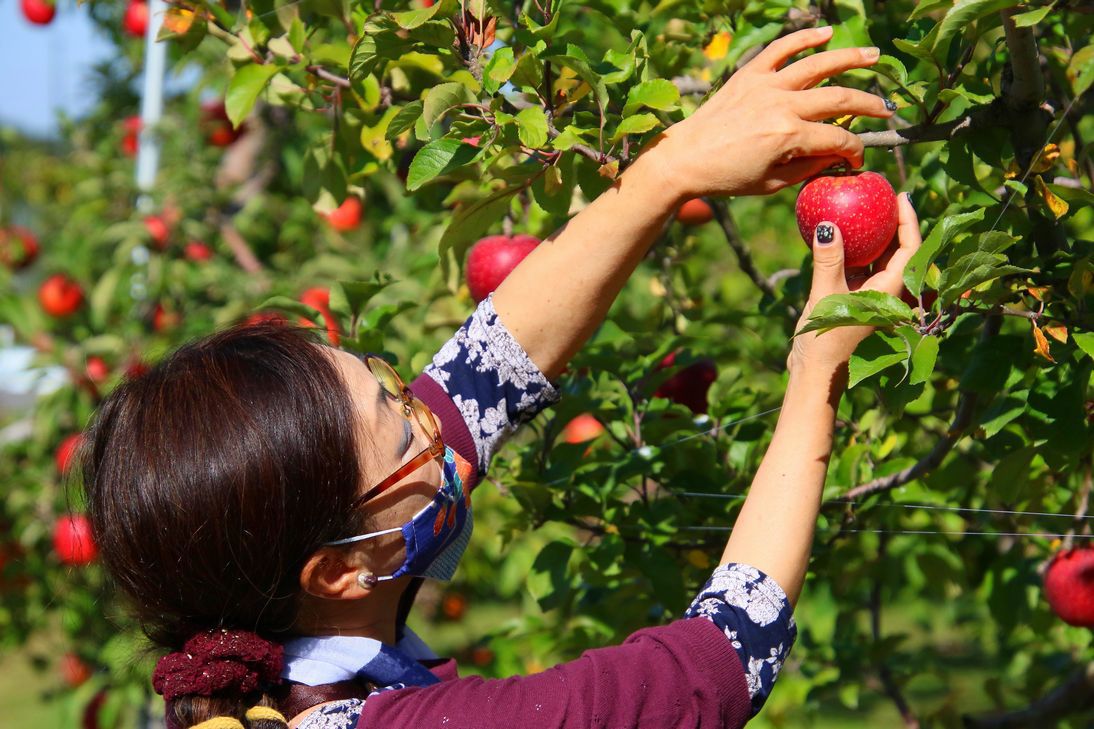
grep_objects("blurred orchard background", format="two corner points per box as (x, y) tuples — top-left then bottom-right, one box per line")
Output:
(0, 0), (1092, 727)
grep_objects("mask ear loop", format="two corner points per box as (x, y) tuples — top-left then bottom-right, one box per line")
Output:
(325, 525), (402, 547)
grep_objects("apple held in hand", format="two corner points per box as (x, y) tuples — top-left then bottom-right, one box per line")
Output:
(795, 171), (899, 268)
(465, 234), (540, 303)
(675, 198), (714, 226)
(21, 0), (55, 25)
(39, 274), (85, 317)
(0, 226), (40, 270)
(53, 514), (98, 566)
(1044, 547), (1094, 627)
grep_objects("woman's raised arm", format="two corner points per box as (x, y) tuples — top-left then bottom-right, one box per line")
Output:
(492, 26), (896, 380)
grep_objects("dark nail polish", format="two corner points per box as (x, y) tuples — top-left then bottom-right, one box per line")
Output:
(816, 223), (834, 245)
(903, 191), (914, 206)
(883, 99), (898, 112)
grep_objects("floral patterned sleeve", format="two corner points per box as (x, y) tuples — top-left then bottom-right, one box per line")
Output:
(421, 294), (561, 479)
(684, 563), (798, 717)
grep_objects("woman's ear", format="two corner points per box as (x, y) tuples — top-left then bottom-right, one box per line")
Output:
(300, 547), (369, 599)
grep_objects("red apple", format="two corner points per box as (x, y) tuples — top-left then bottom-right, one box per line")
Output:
(470, 646), (494, 666)
(39, 274), (85, 317)
(82, 690), (108, 729)
(184, 240), (213, 262)
(1044, 547), (1094, 627)
(125, 359), (150, 379)
(55, 433), (83, 475)
(325, 198), (363, 232)
(675, 198), (714, 226)
(654, 351), (718, 415)
(60, 653), (92, 688)
(465, 234), (540, 303)
(121, 116), (141, 157)
(86, 356), (110, 384)
(299, 287), (341, 346)
(0, 226), (40, 270)
(562, 413), (604, 444)
(21, 0), (55, 25)
(53, 514), (98, 566)
(795, 171), (899, 268)
(441, 593), (468, 620)
(900, 288), (938, 310)
(244, 311), (287, 327)
(151, 303), (179, 332)
(200, 100), (242, 147)
(144, 215), (170, 249)
(123, 0), (148, 37)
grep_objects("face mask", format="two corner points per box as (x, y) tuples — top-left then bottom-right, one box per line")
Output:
(324, 446), (473, 582)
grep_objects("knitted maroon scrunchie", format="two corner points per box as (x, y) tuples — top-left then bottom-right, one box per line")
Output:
(152, 629), (284, 702)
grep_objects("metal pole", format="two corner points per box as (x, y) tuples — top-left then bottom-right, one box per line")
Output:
(135, 0), (168, 207)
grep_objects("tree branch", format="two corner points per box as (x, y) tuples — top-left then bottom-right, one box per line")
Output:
(306, 65), (351, 88)
(859, 102), (1005, 147)
(962, 662), (1094, 728)
(831, 314), (1002, 503)
(871, 536), (920, 729)
(707, 199), (800, 318)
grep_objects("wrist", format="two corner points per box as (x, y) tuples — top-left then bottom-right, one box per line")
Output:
(785, 360), (848, 405)
(624, 131), (692, 209)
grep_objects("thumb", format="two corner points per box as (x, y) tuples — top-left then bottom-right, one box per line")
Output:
(810, 221), (848, 299)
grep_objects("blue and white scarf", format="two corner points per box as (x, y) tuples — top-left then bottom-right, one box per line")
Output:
(281, 628), (441, 690)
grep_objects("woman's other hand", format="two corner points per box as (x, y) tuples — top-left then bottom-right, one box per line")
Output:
(788, 192), (922, 373)
(655, 26), (895, 198)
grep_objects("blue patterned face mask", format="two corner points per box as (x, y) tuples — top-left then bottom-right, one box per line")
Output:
(324, 446), (473, 582)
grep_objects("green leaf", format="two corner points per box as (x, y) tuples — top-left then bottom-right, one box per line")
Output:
(439, 185), (522, 279)
(1074, 332), (1094, 361)
(520, 0), (563, 38)
(349, 30), (414, 80)
(903, 208), (985, 296)
(288, 17), (306, 53)
(527, 540), (574, 611)
(798, 291), (915, 335)
(976, 392), (1028, 438)
(423, 82), (475, 131)
(483, 46), (517, 95)
(909, 333), (940, 386)
(337, 275), (396, 320)
(511, 42), (546, 90)
(225, 64), (280, 127)
(258, 295), (327, 323)
(546, 52), (608, 110)
(612, 113), (659, 141)
(1011, 3), (1054, 26)
(873, 54), (909, 86)
(385, 101), (423, 141)
(1069, 43), (1094, 97)
(934, 0), (1020, 55)
(938, 253), (1030, 305)
(722, 23), (782, 70)
(406, 139), (479, 191)
(515, 106), (549, 148)
(551, 124), (592, 151)
(391, 0), (454, 29)
(910, 0), (952, 19)
(622, 79), (680, 117)
(848, 334), (908, 388)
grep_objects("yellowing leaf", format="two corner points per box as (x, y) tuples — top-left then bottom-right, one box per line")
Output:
(833, 114), (857, 129)
(703, 31), (732, 61)
(1045, 324), (1068, 344)
(1026, 286), (1050, 301)
(1002, 160), (1021, 179)
(598, 160), (619, 180)
(1032, 322), (1055, 363)
(687, 549), (712, 569)
(1034, 175), (1069, 219)
(1029, 143), (1061, 173)
(162, 7), (197, 34)
(649, 278), (667, 297)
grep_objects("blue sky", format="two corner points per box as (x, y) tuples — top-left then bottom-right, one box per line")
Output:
(0, 1), (115, 137)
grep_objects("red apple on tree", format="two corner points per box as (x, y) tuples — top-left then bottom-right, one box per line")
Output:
(0, 226), (40, 270)
(121, 116), (141, 157)
(55, 433), (83, 475)
(60, 653), (92, 688)
(465, 234), (540, 303)
(795, 171), (899, 268)
(675, 198), (714, 226)
(200, 100), (243, 147)
(122, 0), (148, 37)
(21, 0), (55, 25)
(184, 240), (213, 262)
(562, 413), (605, 444)
(654, 351), (718, 415)
(245, 311), (288, 327)
(144, 215), (170, 249)
(1044, 547), (1094, 627)
(39, 274), (85, 317)
(299, 287), (341, 346)
(86, 356), (110, 384)
(325, 197), (363, 232)
(53, 514), (98, 566)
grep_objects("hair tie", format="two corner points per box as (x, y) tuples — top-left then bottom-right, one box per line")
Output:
(153, 629), (284, 702)
(245, 706), (287, 723)
(189, 719), (244, 729)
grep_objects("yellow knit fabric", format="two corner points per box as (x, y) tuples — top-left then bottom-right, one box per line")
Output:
(245, 706), (288, 723)
(188, 718), (244, 729)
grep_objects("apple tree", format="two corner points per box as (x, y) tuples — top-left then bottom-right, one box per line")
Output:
(1, 0), (1092, 726)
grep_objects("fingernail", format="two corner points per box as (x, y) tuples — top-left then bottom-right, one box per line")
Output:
(903, 191), (914, 207)
(816, 223), (835, 245)
(862, 46), (880, 60)
(818, 26), (834, 37)
(883, 99), (898, 112)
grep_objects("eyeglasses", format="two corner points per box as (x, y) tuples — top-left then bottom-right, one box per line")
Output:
(351, 354), (444, 510)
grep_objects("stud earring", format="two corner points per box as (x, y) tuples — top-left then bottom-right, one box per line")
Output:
(357, 572), (378, 590)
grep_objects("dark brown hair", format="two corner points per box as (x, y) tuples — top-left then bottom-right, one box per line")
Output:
(81, 323), (367, 727)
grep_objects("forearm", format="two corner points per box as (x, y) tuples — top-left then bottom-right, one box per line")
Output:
(720, 363), (847, 607)
(490, 144), (684, 380)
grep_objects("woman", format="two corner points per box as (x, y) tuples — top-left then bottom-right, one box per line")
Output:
(82, 27), (920, 729)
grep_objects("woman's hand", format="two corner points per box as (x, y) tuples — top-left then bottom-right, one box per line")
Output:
(788, 192), (922, 373)
(654, 26), (895, 198)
